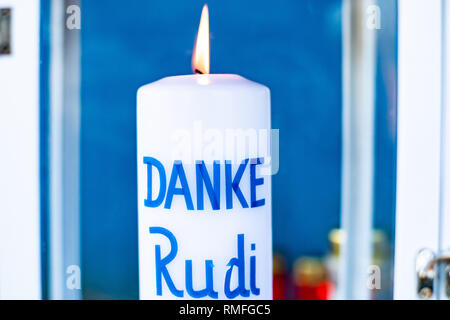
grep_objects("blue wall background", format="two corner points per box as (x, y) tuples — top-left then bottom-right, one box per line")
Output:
(81, 0), (395, 299)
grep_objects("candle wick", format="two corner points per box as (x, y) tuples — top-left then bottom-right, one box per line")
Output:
(194, 69), (204, 75)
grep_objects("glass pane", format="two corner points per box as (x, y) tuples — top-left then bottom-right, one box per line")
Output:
(1, 0), (399, 300)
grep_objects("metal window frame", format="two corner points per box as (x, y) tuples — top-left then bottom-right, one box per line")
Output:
(47, 0), (81, 300)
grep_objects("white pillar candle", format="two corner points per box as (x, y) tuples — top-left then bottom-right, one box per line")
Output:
(137, 5), (272, 300)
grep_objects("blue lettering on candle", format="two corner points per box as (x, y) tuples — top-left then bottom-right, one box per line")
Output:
(149, 226), (184, 297)
(149, 227), (259, 299)
(225, 159), (249, 209)
(196, 160), (220, 210)
(164, 161), (194, 210)
(250, 157), (265, 208)
(143, 158), (266, 211)
(143, 157), (166, 208)
(250, 243), (260, 295)
(186, 260), (218, 298)
(224, 234), (250, 298)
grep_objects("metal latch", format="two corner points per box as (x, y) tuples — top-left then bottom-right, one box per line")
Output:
(416, 249), (450, 299)
(0, 8), (11, 54)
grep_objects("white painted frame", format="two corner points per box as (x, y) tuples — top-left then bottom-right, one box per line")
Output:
(440, 0), (450, 254)
(395, 0), (449, 300)
(0, 0), (82, 300)
(0, 0), (41, 299)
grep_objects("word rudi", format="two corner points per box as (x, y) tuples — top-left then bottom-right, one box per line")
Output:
(150, 227), (260, 299)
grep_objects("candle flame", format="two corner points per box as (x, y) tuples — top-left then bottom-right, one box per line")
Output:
(192, 4), (210, 74)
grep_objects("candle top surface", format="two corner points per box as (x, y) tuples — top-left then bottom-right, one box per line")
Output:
(139, 74), (269, 92)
